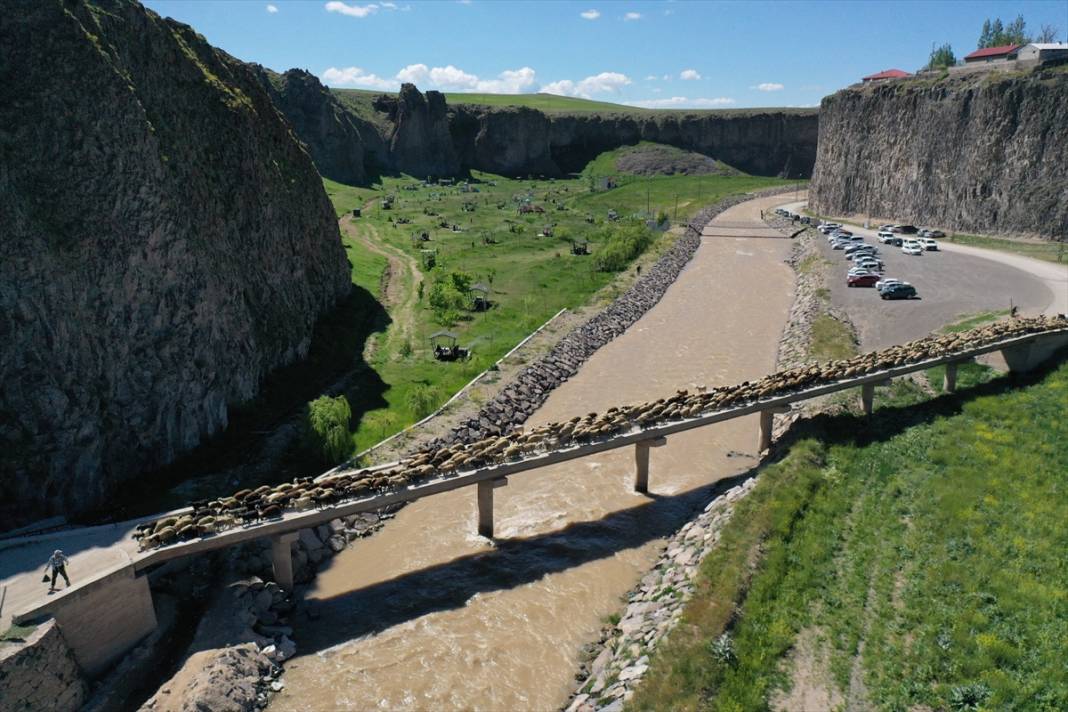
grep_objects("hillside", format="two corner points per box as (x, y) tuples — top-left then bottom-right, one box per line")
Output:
(0, 0), (350, 527)
(810, 65), (1068, 238)
(632, 357), (1068, 710)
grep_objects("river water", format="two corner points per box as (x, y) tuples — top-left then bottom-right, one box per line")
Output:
(271, 195), (796, 711)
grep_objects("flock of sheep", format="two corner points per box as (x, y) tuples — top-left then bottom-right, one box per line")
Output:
(135, 315), (1066, 551)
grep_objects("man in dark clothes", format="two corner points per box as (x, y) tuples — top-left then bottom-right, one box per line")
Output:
(45, 549), (71, 592)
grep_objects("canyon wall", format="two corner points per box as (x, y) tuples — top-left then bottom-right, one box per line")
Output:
(0, 0), (350, 525)
(810, 66), (1068, 238)
(267, 78), (818, 179)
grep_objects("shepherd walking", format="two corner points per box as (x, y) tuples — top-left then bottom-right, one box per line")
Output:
(44, 549), (71, 592)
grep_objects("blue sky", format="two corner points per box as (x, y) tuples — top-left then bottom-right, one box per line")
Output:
(143, 0), (1067, 108)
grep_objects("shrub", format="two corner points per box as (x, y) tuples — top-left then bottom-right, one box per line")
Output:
(302, 395), (352, 465)
(406, 384), (439, 419)
(948, 682), (991, 711)
(594, 221), (655, 272)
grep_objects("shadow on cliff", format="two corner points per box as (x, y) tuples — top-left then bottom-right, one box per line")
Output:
(95, 282), (392, 522)
(292, 364), (1058, 654)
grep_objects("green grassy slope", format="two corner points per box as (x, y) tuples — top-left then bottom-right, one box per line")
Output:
(630, 358), (1068, 711)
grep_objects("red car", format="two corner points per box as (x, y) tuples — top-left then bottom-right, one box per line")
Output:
(847, 273), (880, 288)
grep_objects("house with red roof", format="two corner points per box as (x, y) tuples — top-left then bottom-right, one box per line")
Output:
(963, 44), (1021, 64)
(861, 68), (911, 82)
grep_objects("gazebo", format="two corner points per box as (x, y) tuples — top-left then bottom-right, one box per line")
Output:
(430, 331), (468, 361)
(471, 283), (491, 311)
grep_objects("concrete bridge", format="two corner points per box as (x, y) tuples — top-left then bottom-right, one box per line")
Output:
(8, 326), (1067, 676)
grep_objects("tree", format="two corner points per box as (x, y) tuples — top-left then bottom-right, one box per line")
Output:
(927, 43), (957, 70)
(302, 395), (352, 465)
(1036, 24), (1060, 43)
(1005, 14), (1028, 45)
(978, 15), (1030, 48)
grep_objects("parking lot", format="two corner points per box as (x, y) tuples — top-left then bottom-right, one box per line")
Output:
(812, 223), (1054, 351)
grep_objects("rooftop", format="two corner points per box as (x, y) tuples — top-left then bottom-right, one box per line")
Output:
(964, 44), (1021, 60)
(862, 68), (911, 80)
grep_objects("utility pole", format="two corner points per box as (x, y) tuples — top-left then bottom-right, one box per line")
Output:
(646, 185), (650, 216)
(674, 194), (679, 221)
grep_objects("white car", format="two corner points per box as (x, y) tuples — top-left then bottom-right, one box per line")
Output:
(855, 258), (884, 272)
(921, 238), (939, 251)
(902, 240), (923, 256)
(877, 230), (896, 243)
(876, 278), (909, 291)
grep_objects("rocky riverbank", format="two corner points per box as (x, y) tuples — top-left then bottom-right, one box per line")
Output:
(565, 477), (759, 712)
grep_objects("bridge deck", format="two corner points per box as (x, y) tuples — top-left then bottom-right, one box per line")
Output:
(15, 326), (1066, 625)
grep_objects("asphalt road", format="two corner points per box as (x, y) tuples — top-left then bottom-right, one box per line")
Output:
(812, 226), (1054, 351)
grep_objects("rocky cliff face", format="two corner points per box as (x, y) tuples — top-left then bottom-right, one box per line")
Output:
(375, 84), (462, 177)
(251, 67), (387, 185)
(267, 80), (817, 180)
(810, 67), (1068, 238)
(0, 0), (350, 525)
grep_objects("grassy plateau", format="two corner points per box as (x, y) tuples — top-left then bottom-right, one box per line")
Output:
(629, 356), (1068, 711)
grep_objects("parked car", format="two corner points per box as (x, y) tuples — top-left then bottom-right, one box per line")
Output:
(920, 238), (939, 251)
(848, 273), (880, 287)
(893, 225), (919, 235)
(831, 240), (849, 250)
(881, 283), (918, 300)
(877, 230), (897, 243)
(878, 224), (895, 232)
(855, 257), (884, 271)
(876, 278), (907, 291)
(928, 229), (945, 238)
(848, 267), (875, 277)
(902, 240), (924, 256)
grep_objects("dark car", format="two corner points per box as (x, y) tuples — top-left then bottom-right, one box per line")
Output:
(880, 283), (918, 299)
(848, 273), (880, 288)
(893, 225), (919, 234)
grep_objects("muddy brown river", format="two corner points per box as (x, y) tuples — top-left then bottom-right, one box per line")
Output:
(271, 195), (796, 711)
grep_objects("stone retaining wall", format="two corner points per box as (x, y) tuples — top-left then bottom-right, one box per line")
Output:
(0, 619), (87, 712)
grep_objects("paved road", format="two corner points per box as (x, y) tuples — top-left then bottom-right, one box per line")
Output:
(778, 202), (1064, 351)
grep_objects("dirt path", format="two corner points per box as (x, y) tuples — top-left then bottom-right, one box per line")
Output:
(340, 217), (423, 354)
(270, 193), (798, 711)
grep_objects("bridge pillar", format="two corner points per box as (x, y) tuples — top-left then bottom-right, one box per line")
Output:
(634, 437), (667, 493)
(270, 532), (299, 591)
(757, 406), (791, 453)
(944, 362), (958, 393)
(861, 383), (876, 415)
(477, 478), (509, 538)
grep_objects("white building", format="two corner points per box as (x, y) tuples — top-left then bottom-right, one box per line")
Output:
(1016, 43), (1068, 63)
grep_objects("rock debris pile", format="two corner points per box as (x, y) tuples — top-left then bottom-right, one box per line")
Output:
(135, 315), (1066, 549)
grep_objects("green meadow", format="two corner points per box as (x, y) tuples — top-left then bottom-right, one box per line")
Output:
(629, 358), (1068, 711)
(322, 158), (792, 454)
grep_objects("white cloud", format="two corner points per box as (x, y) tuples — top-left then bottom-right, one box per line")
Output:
(325, 2), (378, 18)
(266, 4), (278, 13)
(644, 74), (658, 81)
(544, 71), (631, 98)
(753, 82), (784, 91)
(626, 96), (736, 108)
(580, 9), (600, 19)
(624, 12), (642, 20)
(662, 74), (671, 81)
(322, 66), (399, 90)
(393, 63), (537, 93)
(380, 1), (397, 7)
(680, 69), (701, 80)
